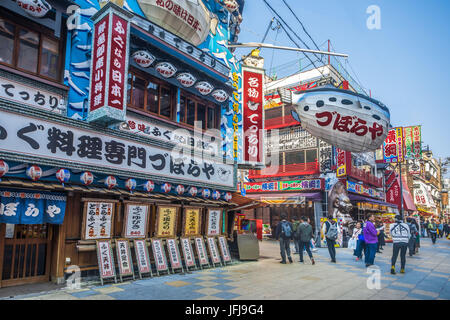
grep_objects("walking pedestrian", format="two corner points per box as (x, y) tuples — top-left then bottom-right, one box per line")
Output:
(322, 216), (338, 263)
(292, 216), (300, 254)
(423, 220), (428, 238)
(438, 221), (444, 238)
(444, 220), (449, 238)
(390, 215), (410, 274)
(376, 219), (385, 253)
(298, 216), (315, 265)
(352, 222), (364, 261)
(307, 217), (318, 252)
(407, 217), (418, 256)
(428, 219), (438, 244)
(275, 214), (294, 264)
(363, 213), (379, 267)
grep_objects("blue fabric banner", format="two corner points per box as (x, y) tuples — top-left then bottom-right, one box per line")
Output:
(0, 189), (67, 225)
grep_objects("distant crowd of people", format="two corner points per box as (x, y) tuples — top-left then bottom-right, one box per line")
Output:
(275, 213), (448, 274)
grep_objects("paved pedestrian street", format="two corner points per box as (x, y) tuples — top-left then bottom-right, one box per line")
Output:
(3, 239), (449, 300)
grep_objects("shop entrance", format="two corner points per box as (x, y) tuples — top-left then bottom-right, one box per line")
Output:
(1, 224), (52, 287)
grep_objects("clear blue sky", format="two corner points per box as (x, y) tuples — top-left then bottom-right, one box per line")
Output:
(235, 0), (450, 173)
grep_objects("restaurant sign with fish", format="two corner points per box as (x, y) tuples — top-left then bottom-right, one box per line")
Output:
(280, 86), (391, 153)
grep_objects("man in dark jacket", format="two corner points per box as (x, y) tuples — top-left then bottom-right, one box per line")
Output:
(298, 216), (315, 265)
(275, 214), (293, 264)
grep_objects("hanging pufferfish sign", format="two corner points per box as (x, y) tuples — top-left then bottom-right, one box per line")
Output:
(280, 86), (391, 153)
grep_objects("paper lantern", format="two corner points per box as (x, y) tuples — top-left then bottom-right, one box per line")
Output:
(188, 186), (198, 197)
(132, 50), (155, 68)
(155, 62), (177, 78)
(0, 160), (9, 179)
(161, 182), (172, 193)
(211, 89), (229, 103)
(105, 176), (117, 189)
(176, 72), (197, 87)
(202, 188), (211, 198)
(288, 87), (390, 153)
(195, 81), (214, 96)
(125, 178), (136, 192)
(212, 190), (221, 200)
(224, 192), (232, 201)
(80, 171), (94, 186)
(144, 180), (155, 192)
(56, 168), (70, 184)
(175, 184), (185, 195)
(26, 165), (42, 181)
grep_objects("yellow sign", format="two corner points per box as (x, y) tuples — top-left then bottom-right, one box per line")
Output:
(183, 208), (201, 236)
(156, 206), (177, 238)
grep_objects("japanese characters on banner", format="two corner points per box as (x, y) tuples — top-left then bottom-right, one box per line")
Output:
(156, 206), (178, 238)
(83, 202), (114, 240)
(231, 71), (241, 161)
(0, 76), (65, 114)
(206, 208), (222, 236)
(243, 179), (323, 193)
(0, 189), (66, 225)
(403, 126), (422, 160)
(347, 181), (385, 200)
(96, 240), (116, 280)
(386, 178), (401, 207)
(151, 238), (168, 271)
(383, 128), (403, 163)
(115, 239), (134, 277)
(180, 238), (195, 268)
(242, 67), (264, 164)
(166, 238), (182, 270)
(123, 203), (149, 238)
(133, 239), (151, 275)
(182, 207), (201, 237)
(194, 237), (209, 265)
(0, 110), (234, 188)
(207, 237), (221, 264)
(336, 148), (349, 177)
(218, 236), (231, 262)
(88, 6), (131, 124)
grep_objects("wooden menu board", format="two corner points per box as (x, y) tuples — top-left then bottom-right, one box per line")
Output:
(82, 201), (115, 240)
(182, 207), (202, 237)
(206, 208), (222, 237)
(155, 206), (179, 238)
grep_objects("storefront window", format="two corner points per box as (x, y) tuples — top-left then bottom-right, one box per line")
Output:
(305, 149), (318, 163)
(197, 103), (206, 129)
(0, 17), (62, 82)
(160, 86), (172, 118)
(0, 19), (15, 65)
(146, 81), (159, 114)
(18, 29), (39, 74)
(132, 75), (146, 108)
(180, 91), (219, 130)
(186, 99), (196, 126)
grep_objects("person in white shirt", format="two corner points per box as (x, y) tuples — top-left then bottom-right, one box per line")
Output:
(390, 215), (410, 274)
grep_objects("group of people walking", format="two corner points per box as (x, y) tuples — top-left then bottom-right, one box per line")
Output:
(275, 214), (316, 265)
(421, 219), (449, 243)
(275, 212), (441, 275)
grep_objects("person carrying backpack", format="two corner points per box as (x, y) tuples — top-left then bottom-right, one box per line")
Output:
(322, 216), (338, 263)
(428, 219), (438, 244)
(292, 216), (301, 254)
(363, 213), (379, 267)
(298, 216), (315, 265)
(390, 215), (410, 274)
(275, 213), (294, 264)
(407, 217), (418, 256)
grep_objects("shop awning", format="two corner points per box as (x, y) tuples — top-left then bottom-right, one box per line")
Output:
(348, 194), (398, 208)
(417, 207), (434, 216)
(0, 178), (232, 207)
(401, 176), (417, 212)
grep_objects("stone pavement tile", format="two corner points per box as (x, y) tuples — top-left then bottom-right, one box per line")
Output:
(81, 294), (116, 300)
(389, 281), (415, 289)
(228, 287), (254, 295)
(69, 290), (100, 298)
(211, 284), (235, 291)
(23, 292), (80, 300)
(165, 280), (191, 287)
(197, 281), (220, 287)
(385, 285), (412, 292)
(93, 286), (124, 294)
(196, 295), (224, 300)
(374, 288), (409, 299)
(410, 289), (439, 298)
(196, 275), (219, 281)
(195, 287), (222, 296)
(405, 292), (435, 300)
(211, 291), (241, 300)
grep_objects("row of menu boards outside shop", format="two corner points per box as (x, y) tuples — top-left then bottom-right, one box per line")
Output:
(78, 200), (231, 285)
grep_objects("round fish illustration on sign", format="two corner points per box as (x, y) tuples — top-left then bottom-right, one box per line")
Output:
(284, 86), (391, 153)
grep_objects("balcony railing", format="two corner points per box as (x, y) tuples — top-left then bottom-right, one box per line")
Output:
(248, 162), (320, 179)
(265, 114), (298, 130)
(348, 166), (383, 188)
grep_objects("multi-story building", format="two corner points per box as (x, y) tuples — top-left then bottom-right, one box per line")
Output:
(442, 178), (450, 217)
(0, 0), (246, 287)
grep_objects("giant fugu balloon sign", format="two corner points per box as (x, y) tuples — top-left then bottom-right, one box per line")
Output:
(284, 87), (390, 153)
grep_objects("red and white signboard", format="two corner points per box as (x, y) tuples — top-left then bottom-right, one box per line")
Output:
(242, 67), (264, 164)
(88, 5), (131, 124)
(180, 238), (195, 267)
(151, 238), (168, 271)
(207, 237), (221, 264)
(134, 239), (151, 275)
(218, 236), (231, 262)
(166, 238), (182, 270)
(96, 240), (116, 279)
(115, 239), (134, 277)
(194, 237), (209, 266)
